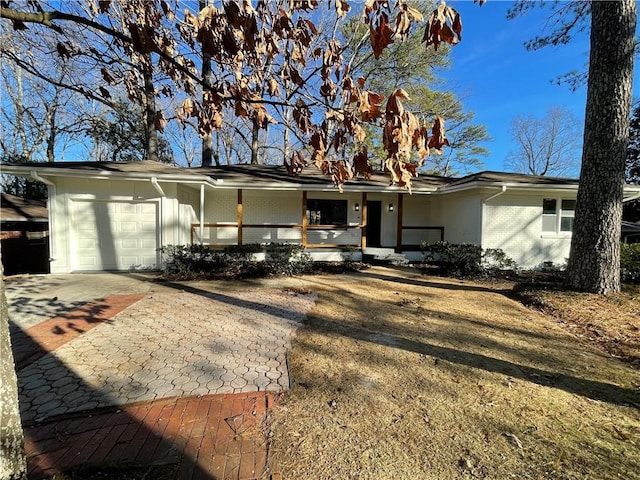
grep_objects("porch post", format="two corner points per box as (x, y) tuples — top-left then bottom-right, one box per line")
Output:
(395, 193), (403, 253)
(301, 191), (308, 247)
(237, 189), (243, 245)
(199, 184), (205, 245)
(361, 192), (368, 250)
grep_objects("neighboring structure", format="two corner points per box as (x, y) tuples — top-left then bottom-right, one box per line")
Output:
(0, 193), (50, 275)
(622, 221), (640, 244)
(2, 161), (640, 273)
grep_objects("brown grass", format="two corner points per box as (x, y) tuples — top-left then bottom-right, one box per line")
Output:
(268, 267), (640, 480)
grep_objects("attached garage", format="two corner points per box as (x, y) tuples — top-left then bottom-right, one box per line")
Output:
(71, 200), (159, 271)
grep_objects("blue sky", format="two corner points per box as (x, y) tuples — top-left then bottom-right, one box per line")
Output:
(441, 0), (640, 173)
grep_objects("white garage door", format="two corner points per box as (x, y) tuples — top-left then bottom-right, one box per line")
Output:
(72, 200), (158, 271)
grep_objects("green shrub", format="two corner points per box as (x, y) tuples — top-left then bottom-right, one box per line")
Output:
(158, 244), (224, 277)
(159, 243), (313, 279)
(621, 243), (640, 284)
(266, 242), (312, 276)
(420, 241), (517, 278)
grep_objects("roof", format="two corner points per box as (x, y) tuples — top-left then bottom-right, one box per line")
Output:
(0, 160), (453, 192)
(0, 193), (48, 222)
(447, 170), (579, 187)
(0, 160), (603, 194)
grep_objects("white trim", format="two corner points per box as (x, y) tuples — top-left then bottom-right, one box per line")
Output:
(199, 184), (205, 245)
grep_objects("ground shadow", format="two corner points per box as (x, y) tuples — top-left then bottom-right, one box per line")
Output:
(356, 269), (514, 295)
(308, 317), (639, 408)
(8, 301), (225, 479)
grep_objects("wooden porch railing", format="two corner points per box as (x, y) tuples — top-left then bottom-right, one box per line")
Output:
(190, 223), (362, 249)
(191, 222), (443, 251)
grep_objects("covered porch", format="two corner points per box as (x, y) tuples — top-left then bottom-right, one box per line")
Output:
(187, 187), (445, 259)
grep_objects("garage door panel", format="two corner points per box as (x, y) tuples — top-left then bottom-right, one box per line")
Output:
(141, 238), (156, 249)
(72, 200), (158, 271)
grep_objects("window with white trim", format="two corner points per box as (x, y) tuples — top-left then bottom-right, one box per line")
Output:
(542, 198), (575, 233)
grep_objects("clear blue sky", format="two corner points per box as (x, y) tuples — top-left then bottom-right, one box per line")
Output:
(442, 0), (640, 173)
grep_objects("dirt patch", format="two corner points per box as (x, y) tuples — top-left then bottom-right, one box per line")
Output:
(269, 267), (640, 479)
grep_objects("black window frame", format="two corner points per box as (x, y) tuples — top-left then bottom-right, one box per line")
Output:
(307, 199), (348, 225)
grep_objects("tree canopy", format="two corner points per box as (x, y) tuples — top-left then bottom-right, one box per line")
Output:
(504, 106), (582, 177)
(0, 0), (476, 190)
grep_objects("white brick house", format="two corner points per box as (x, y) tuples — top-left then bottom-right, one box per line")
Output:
(3, 161), (639, 273)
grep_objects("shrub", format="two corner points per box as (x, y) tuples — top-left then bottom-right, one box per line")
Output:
(158, 244), (224, 277)
(621, 243), (640, 284)
(420, 241), (517, 278)
(266, 242), (312, 276)
(159, 243), (314, 279)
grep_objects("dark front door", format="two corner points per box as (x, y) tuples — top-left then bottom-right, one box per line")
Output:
(366, 201), (382, 247)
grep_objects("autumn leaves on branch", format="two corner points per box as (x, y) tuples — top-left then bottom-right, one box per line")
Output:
(1, 0), (479, 189)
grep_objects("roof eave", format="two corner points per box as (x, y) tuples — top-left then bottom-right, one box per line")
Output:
(1, 164), (440, 193)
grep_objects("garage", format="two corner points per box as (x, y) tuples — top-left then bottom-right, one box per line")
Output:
(71, 200), (159, 271)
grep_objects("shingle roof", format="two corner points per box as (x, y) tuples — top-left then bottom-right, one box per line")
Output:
(1, 160), (582, 191)
(0, 193), (48, 222)
(447, 171), (579, 186)
(1, 160), (454, 189)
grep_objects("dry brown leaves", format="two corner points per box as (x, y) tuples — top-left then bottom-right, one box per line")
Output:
(9, 0), (477, 191)
(423, 1), (463, 50)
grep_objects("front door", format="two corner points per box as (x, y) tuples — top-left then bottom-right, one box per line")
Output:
(366, 201), (382, 247)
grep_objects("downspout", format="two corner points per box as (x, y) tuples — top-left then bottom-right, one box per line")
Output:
(483, 185), (507, 204)
(31, 171), (56, 267)
(150, 176), (166, 197)
(200, 184), (205, 245)
(150, 177), (166, 265)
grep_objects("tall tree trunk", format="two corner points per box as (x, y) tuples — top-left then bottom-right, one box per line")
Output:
(46, 107), (56, 162)
(143, 65), (159, 162)
(250, 119), (259, 165)
(200, 0), (213, 167)
(0, 255), (27, 480)
(566, 0), (637, 294)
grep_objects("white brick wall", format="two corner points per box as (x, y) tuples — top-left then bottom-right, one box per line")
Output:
(482, 194), (572, 268)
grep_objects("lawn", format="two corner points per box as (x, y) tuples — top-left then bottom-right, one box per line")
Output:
(269, 266), (640, 479)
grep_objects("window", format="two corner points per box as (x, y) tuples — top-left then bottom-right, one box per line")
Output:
(542, 198), (557, 232)
(542, 198), (575, 233)
(307, 199), (347, 225)
(560, 200), (575, 232)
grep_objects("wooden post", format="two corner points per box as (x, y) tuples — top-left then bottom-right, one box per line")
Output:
(301, 191), (308, 247)
(237, 189), (243, 245)
(396, 193), (403, 253)
(361, 192), (368, 250)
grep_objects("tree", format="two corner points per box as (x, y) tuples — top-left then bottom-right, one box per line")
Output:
(342, 10), (490, 175)
(510, 0), (637, 293)
(565, 0), (637, 293)
(0, 30), (83, 163)
(86, 100), (174, 163)
(0, 1), (459, 187)
(504, 106), (582, 177)
(0, 262), (27, 480)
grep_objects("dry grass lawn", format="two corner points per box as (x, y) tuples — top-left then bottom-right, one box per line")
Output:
(268, 266), (640, 480)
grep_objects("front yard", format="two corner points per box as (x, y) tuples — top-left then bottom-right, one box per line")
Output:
(269, 267), (640, 479)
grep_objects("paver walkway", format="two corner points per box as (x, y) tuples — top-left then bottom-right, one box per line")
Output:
(25, 392), (277, 480)
(7, 276), (315, 479)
